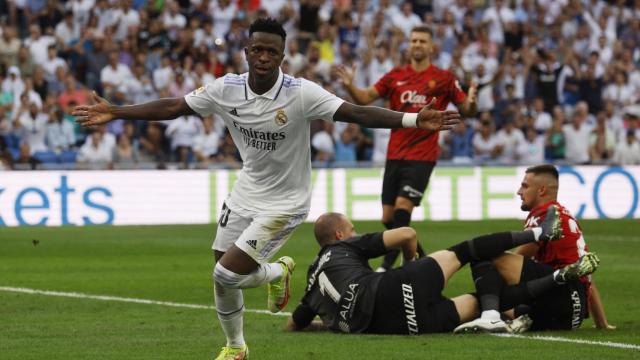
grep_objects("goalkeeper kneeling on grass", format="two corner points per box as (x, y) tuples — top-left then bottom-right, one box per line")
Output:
(286, 208), (599, 334)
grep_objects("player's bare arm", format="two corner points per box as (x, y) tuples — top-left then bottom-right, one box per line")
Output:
(333, 100), (461, 132)
(589, 281), (616, 330)
(72, 91), (196, 127)
(457, 81), (478, 117)
(333, 64), (381, 105)
(382, 227), (418, 261)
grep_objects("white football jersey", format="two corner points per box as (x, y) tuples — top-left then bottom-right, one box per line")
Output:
(185, 69), (344, 215)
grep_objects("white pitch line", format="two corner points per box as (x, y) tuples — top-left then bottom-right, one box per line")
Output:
(0, 286), (291, 317)
(494, 333), (640, 351)
(3, 286), (639, 351)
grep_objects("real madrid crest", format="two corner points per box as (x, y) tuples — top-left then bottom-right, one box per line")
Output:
(275, 108), (288, 125)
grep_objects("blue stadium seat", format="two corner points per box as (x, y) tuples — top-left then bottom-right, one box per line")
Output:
(33, 151), (58, 163)
(59, 150), (78, 163)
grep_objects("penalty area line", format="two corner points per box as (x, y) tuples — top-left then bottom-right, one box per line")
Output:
(493, 333), (640, 351)
(0, 286), (291, 317)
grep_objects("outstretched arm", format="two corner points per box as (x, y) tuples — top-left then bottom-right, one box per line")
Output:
(589, 281), (616, 330)
(333, 99), (461, 132)
(73, 91), (196, 127)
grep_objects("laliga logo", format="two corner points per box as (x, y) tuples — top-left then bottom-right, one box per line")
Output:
(400, 90), (430, 105)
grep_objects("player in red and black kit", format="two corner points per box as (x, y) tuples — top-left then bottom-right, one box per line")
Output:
(455, 165), (604, 333)
(336, 26), (477, 270)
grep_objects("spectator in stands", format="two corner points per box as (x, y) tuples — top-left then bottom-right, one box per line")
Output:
(531, 97), (552, 132)
(168, 70), (195, 98)
(32, 66), (49, 101)
(59, 75), (89, 113)
(563, 111), (593, 165)
(165, 114), (203, 164)
(138, 122), (168, 163)
(311, 120), (335, 164)
(101, 50), (133, 101)
(518, 126), (545, 165)
(112, 0), (141, 42)
(112, 133), (139, 166)
(612, 130), (640, 165)
(13, 100), (48, 154)
(472, 119), (498, 163)
(42, 45), (67, 83)
(588, 112), (616, 163)
(55, 11), (80, 47)
(77, 129), (113, 165)
(603, 70), (636, 108)
(192, 115), (221, 165)
(24, 24), (56, 66)
(285, 38), (306, 76)
(494, 118), (525, 164)
(46, 108), (75, 153)
(0, 25), (21, 67)
(446, 120), (474, 164)
(2, 66), (25, 100)
(153, 54), (174, 91)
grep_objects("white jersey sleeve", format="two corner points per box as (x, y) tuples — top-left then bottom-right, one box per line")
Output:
(184, 79), (224, 116)
(300, 79), (344, 122)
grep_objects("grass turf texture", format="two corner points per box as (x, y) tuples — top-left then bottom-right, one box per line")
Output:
(1, 220), (638, 359)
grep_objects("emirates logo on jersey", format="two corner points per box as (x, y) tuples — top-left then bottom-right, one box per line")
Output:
(400, 90), (430, 105)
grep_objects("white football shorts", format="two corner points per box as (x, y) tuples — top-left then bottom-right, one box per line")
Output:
(213, 203), (308, 263)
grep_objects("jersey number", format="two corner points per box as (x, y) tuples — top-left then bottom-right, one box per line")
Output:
(318, 272), (340, 303)
(218, 202), (231, 228)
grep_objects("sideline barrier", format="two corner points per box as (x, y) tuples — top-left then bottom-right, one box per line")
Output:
(0, 166), (638, 226)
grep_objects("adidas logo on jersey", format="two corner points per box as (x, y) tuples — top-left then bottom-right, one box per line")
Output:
(229, 108), (239, 116)
(246, 240), (257, 249)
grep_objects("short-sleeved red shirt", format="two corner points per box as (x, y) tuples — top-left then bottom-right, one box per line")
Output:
(524, 201), (591, 286)
(373, 64), (466, 161)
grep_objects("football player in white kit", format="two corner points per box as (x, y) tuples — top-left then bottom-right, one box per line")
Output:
(73, 18), (461, 360)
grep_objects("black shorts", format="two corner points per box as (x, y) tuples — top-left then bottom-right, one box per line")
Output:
(366, 257), (460, 334)
(519, 258), (588, 330)
(381, 160), (436, 206)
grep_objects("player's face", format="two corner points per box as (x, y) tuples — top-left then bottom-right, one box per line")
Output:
(517, 173), (540, 211)
(245, 32), (285, 80)
(408, 31), (433, 63)
(339, 216), (357, 239)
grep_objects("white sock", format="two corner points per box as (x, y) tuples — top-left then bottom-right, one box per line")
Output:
(480, 310), (501, 321)
(214, 283), (245, 348)
(215, 262), (284, 289)
(531, 227), (543, 241)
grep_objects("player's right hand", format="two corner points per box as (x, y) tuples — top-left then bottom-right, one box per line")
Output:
(416, 98), (461, 132)
(333, 64), (356, 87)
(72, 91), (115, 127)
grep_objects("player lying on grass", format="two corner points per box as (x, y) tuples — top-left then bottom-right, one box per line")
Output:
(455, 165), (608, 333)
(286, 211), (598, 334)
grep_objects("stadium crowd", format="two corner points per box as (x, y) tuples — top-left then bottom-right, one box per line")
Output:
(0, 0), (639, 171)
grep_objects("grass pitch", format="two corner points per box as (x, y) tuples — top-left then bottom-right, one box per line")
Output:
(1, 219), (639, 359)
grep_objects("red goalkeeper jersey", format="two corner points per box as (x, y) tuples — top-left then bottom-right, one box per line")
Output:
(524, 201), (591, 285)
(373, 64), (467, 161)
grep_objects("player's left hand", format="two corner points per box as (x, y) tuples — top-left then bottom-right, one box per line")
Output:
(416, 98), (461, 132)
